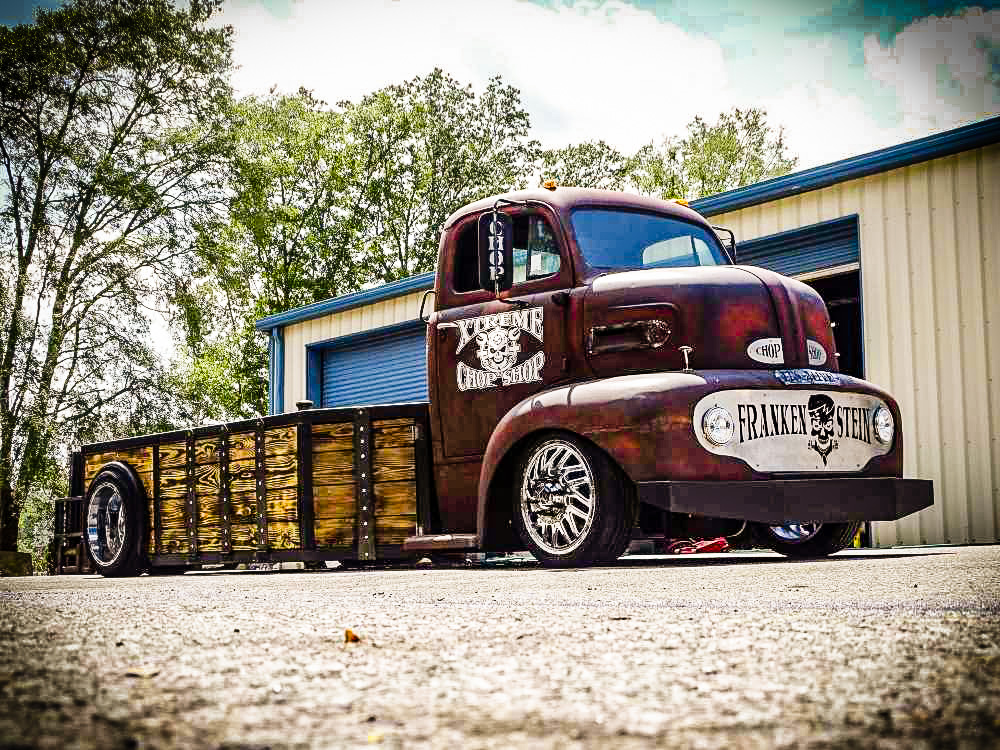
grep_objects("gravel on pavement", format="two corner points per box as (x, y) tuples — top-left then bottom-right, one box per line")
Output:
(1, 545), (999, 749)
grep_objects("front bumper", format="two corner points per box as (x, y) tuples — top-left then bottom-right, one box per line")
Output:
(637, 478), (933, 523)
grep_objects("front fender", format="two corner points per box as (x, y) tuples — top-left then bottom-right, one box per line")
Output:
(476, 370), (903, 542)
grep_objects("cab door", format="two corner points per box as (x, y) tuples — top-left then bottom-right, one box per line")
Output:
(434, 206), (574, 459)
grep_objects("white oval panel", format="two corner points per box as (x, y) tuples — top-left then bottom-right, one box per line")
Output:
(807, 339), (828, 366)
(747, 338), (784, 364)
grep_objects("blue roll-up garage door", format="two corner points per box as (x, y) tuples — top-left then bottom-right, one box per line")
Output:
(320, 324), (428, 407)
(735, 215), (859, 277)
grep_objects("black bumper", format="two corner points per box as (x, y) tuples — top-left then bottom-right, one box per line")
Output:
(636, 478), (933, 524)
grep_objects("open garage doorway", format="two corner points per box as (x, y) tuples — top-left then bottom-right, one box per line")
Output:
(803, 270), (864, 379)
(802, 269), (871, 545)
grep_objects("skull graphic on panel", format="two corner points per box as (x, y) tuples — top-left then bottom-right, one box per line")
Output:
(807, 394), (839, 465)
(477, 327), (521, 373)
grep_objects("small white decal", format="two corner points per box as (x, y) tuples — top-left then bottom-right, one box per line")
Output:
(807, 339), (827, 366)
(748, 337), (827, 366)
(449, 307), (546, 391)
(747, 338), (784, 364)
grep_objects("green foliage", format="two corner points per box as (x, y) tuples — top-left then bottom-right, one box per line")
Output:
(539, 140), (635, 191)
(539, 107), (796, 201)
(0, 0), (232, 550)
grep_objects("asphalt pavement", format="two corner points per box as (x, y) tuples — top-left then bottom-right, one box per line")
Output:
(2, 545), (999, 749)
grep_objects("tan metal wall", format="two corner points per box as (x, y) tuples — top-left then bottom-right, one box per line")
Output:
(281, 290), (426, 412)
(711, 144), (1000, 546)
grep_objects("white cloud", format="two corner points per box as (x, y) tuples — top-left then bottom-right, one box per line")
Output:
(220, 0), (729, 152)
(218, 0), (997, 178)
(864, 6), (1000, 137)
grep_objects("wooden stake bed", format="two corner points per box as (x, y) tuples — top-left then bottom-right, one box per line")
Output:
(78, 404), (432, 567)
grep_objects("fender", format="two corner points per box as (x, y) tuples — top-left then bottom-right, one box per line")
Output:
(476, 370), (903, 543)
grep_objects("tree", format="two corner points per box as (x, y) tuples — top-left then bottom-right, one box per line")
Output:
(540, 108), (796, 201)
(538, 140), (634, 190)
(0, 0), (232, 551)
(635, 107), (798, 200)
(346, 69), (540, 282)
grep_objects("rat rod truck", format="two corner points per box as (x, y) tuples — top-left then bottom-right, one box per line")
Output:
(57, 187), (933, 575)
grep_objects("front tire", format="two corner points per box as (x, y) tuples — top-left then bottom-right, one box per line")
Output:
(83, 463), (146, 577)
(512, 434), (630, 567)
(751, 521), (861, 558)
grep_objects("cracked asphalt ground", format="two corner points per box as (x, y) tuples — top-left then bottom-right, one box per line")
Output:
(2, 546), (999, 750)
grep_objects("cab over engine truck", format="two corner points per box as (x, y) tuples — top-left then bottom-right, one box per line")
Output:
(58, 187), (933, 575)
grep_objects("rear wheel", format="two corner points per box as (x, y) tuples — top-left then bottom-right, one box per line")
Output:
(83, 463), (145, 577)
(751, 520), (861, 558)
(512, 434), (631, 567)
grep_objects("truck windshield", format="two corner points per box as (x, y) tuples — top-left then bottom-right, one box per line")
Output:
(570, 208), (727, 272)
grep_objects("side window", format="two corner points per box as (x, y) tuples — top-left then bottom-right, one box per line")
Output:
(452, 222), (480, 293)
(512, 215), (561, 284)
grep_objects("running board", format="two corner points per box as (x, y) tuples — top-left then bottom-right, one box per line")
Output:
(402, 533), (479, 552)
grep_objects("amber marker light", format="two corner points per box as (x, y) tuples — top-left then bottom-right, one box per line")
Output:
(542, 179), (558, 191)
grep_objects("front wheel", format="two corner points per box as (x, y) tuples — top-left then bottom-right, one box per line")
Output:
(751, 520), (861, 558)
(512, 433), (631, 567)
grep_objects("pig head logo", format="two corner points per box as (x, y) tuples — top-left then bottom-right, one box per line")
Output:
(807, 394), (839, 465)
(476, 326), (521, 373)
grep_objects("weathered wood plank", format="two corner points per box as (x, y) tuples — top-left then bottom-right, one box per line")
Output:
(264, 426), (296, 461)
(265, 452), (296, 474)
(373, 480), (418, 517)
(228, 459), (256, 494)
(311, 463), (354, 486)
(314, 517), (354, 548)
(266, 487), (298, 523)
(84, 447), (154, 500)
(372, 419), (416, 449)
(229, 491), (257, 525)
(194, 438), (221, 465)
(228, 432), (255, 461)
(197, 527), (224, 552)
(198, 495), (222, 528)
(160, 526), (190, 555)
(267, 521), (300, 549)
(312, 422), (354, 443)
(375, 514), (418, 545)
(313, 484), (355, 518)
(265, 466), (297, 492)
(195, 462), (221, 495)
(159, 467), (188, 500)
(158, 442), (186, 470)
(160, 496), (186, 529)
(230, 523), (258, 551)
(372, 445), (415, 482)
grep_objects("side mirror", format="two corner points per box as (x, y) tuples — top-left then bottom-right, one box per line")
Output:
(478, 211), (513, 294)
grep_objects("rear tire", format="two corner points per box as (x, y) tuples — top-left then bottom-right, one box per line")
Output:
(751, 521), (861, 558)
(83, 463), (146, 577)
(512, 433), (631, 567)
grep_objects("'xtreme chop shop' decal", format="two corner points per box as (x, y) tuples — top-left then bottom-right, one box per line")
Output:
(444, 307), (545, 391)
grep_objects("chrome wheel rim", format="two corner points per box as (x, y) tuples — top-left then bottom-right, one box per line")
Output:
(769, 522), (822, 543)
(520, 439), (597, 555)
(86, 481), (127, 566)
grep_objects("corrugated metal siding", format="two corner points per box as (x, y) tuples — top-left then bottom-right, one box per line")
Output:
(282, 290), (426, 410)
(710, 143), (1000, 546)
(320, 325), (427, 407)
(735, 215), (859, 276)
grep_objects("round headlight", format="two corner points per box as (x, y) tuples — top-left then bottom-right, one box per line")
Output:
(702, 406), (735, 446)
(873, 405), (894, 444)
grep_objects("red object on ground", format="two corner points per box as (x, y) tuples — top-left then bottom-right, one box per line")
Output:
(665, 537), (730, 554)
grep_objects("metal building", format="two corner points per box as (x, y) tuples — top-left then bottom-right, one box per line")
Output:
(256, 115), (1000, 547)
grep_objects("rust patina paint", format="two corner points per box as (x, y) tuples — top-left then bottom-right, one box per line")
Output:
(425, 187), (873, 536)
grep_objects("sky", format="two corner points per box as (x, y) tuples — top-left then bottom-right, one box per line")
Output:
(3, 0), (998, 169)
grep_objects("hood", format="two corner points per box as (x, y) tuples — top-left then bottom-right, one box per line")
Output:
(582, 265), (837, 376)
